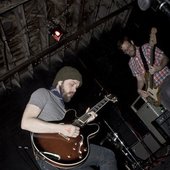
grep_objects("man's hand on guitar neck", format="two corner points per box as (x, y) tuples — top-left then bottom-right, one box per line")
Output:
(86, 107), (98, 123)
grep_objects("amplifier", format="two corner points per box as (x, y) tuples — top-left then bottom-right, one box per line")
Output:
(131, 133), (160, 160)
(131, 96), (166, 144)
(153, 110), (170, 140)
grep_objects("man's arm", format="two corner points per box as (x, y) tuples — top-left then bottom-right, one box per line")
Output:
(150, 53), (169, 74)
(21, 104), (80, 137)
(136, 75), (145, 92)
(159, 54), (169, 70)
(136, 75), (149, 98)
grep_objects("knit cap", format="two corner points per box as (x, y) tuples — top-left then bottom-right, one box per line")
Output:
(52, 66), (82, 87)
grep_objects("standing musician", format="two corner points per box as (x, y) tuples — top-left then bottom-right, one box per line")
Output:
(21, 66), (118, 170)
(117, 31), (170, 111)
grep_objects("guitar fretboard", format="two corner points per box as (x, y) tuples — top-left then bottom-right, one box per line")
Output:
(90, 96), (112, 113)
(73, 95), (117, 127)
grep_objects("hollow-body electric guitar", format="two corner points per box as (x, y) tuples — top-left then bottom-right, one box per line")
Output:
(31, 94), (117, 169)
(145, 27), (160, 106)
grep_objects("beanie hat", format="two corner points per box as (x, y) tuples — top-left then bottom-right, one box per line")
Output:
(52, 66), (82, 87)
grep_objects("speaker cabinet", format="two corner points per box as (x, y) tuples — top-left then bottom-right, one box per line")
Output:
(131, 133), (161, 160)
(153, 110), (170, 140)
(131, 96), (166, 144)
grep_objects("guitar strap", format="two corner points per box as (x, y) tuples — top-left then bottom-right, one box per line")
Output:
(139, 46), (156, 71)
(139, 46), (149, 71)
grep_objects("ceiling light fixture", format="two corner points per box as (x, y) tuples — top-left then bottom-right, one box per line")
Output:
(50, 24), (64, 42)
(48, 19), (67, 42)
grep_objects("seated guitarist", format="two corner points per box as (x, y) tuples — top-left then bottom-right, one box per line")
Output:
(21, 66), (118, 170)
(117, 35), (170, 111)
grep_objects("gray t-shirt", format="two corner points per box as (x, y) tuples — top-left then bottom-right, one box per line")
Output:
(28, 88), (66, 121)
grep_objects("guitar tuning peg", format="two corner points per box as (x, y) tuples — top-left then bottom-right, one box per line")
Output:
(112, 96), (118, 103)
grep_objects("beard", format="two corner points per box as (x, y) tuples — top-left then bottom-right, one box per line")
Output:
(62, 92), (72, 102)
(59, 84), (74, 102)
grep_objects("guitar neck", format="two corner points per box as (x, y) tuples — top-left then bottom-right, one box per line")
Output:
(148, 74), (154, 89)
(148, 27), (157, 89)
(150, 45), (155, 66)
(148, 45), (155, 89)
(90, 96), (111, 113)
(73, 95), (117, 126)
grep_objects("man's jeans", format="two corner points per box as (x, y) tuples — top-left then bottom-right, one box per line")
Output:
(36, 144), (118, 170)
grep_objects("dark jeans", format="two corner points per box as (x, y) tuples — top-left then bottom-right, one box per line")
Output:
(160, 75), (170, 111)
(36, 144), (117, 170)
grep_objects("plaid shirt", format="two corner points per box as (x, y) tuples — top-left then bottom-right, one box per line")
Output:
(129, 43), (169, 87)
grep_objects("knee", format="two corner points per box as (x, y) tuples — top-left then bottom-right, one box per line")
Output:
(104, 148), (116, 160)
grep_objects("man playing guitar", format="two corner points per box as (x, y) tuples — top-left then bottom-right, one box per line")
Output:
(117, 27), (170, 110)
(21, 66), (118, 170)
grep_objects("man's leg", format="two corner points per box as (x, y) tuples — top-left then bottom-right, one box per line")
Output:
(36, 158), (61, 170)
(72, 144), (118, 170)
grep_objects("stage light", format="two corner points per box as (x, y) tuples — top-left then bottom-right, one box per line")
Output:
(51, 25), (63, 42)
(49, 24), (65, 42)
(54, 30), (61, 37)
(52, 30), (63, 42)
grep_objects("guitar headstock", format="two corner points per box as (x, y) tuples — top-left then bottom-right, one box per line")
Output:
(105, 94), (118, 103)
(149, 27), (157, 47)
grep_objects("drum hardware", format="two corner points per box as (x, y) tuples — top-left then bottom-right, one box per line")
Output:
(103, 120), (145, 170)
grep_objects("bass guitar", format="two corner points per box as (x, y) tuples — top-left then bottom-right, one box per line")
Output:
(31, 94), (117, 169)
(146, 27), (160, 106)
